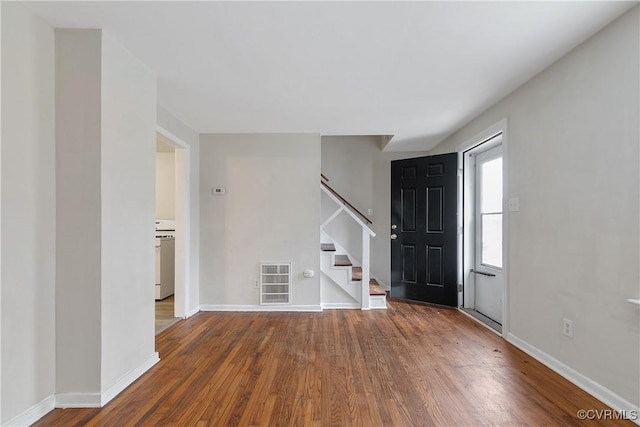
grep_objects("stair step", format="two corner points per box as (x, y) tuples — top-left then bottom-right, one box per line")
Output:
(334, 255), (352, 267)
(321, 243), (336, 252)
(369, 279), (386, 296)
(352, 267), (362, 281)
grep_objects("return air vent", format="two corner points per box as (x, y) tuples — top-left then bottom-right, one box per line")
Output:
(260, 263), (291, 305)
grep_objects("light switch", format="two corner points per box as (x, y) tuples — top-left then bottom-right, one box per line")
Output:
(508, 197), (519, 212)
(212, 187), (226, 195)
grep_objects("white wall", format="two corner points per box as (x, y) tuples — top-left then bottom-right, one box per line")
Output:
(55, 28), (103, 398)
(155, 152), (175, 220)
(56, 28), (158, 406)
(430, 7), (640, 407)
(1, 2), (56, 422)
(321, 136), (427, 288)
(100, 32), (157, 394)
(200, 134), (321, 308)
(157, 106), (200, 315)
(0, 3), (4, 422)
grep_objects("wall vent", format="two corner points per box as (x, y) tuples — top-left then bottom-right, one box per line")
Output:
(260, 263), (291, 305)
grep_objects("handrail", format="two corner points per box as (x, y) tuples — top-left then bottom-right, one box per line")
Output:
(320, 180), (372, 225)
(321, 182), (375, 237)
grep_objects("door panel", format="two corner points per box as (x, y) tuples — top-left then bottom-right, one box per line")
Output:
(427, 187), (444, 232)
(391, 153), (458, 306)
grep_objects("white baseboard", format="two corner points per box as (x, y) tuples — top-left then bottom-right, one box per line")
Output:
(322, 302), (360, 309)
(55, 392), (101, 408)
(185, 305), (200, 318)
(55, 352), (160, 409)
(507, 333), (640, 425)
(5, 394), (55, 426)
(100, 352), (160, 406)
(200, 304), (323, 312)
(369, 296), (387, 309)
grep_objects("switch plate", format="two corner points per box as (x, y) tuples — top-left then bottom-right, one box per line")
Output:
(508, 197), (519, 212)
(254, 278), (260, 289)
(367, 208), (373, 216)
(213, 187), (226, 195)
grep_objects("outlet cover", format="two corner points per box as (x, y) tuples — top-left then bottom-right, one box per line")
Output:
(563, 318), (573, 338)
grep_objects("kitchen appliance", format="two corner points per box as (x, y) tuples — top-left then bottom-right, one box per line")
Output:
(155, 220), (175, 300)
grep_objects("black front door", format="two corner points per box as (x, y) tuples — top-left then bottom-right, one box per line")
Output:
(390, 153), (458, 306)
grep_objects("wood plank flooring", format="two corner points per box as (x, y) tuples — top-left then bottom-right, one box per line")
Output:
(35, 300), (633, 426)
(155, 295), (178, 335)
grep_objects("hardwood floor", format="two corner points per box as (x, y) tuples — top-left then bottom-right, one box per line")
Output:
(155, 295), (179, 334)
(36, 300), (633, 426)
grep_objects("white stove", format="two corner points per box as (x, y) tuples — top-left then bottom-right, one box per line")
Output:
(155, 219), (176, 300)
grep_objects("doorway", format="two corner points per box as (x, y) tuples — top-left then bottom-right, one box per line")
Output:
(154, 128), (190, 333)
(461, 129), (506, 333)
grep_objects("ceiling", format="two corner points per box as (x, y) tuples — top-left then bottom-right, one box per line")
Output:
(27, 1), (636, 151)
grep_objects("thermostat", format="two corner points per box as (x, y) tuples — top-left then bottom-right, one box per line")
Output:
(212, 187), (226, 195)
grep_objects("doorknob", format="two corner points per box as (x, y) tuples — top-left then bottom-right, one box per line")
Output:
(390, 234), (398, 240)
(391, 224), (397, 230)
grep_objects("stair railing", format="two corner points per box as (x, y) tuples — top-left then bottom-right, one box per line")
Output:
(320, 177), (376, 309)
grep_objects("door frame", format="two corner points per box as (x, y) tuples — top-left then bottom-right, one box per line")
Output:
(156, 126), (191, 319)
(457, 119), (509, 336)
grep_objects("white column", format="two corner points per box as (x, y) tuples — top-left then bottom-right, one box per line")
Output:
(361, 228), (370, 310)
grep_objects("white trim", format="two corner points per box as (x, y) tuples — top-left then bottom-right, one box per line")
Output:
(507, 333), (640, 425)
(200, 304), (323, 312)
(321, 206), (344, 229)
(457, 118), (508, 153)
(320, 184), (375, 237)
(369, 295), (387, 309)
(360, 229), (370, 310)
(458, 118), (510, 336)
(55, 393), (101, 408)
(100, 352), (160, 406)
(373, 277), (390, 291)
(55, 352), (160, 409)
(500, 123), (510, 337)
(5, 395), (55, 426)
(185, 305), (200, 318)
(322, 302), (360, 309)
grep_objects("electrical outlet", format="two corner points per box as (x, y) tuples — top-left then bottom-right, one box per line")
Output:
(563, 318), (573, 338)
(254, 278), (260, 289)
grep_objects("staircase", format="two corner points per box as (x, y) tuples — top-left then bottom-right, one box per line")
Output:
(320, 240), (387, 309)
(320, 176), (387, 310)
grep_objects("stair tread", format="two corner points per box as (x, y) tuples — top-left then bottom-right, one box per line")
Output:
(321, 243), (336, 252)
(334, 255), (352, 267)
(369, 280), (386, 296)
(352, 266), (362, 281)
